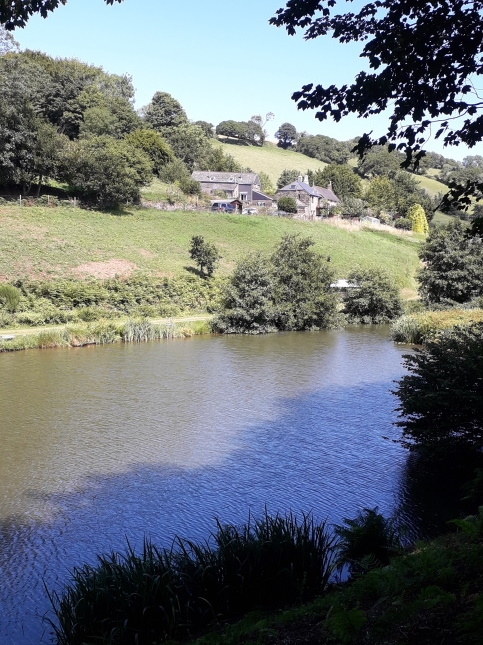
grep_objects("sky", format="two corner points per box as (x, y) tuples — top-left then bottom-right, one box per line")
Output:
(10, 0), (483, 161)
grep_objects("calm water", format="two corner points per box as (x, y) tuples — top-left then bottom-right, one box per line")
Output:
(1, 327), (410, 644)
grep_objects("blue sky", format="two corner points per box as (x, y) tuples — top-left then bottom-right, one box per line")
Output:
(12, 0), (482, 161)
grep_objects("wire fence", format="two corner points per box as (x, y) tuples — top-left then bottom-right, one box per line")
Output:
(0, 194), (79, 207)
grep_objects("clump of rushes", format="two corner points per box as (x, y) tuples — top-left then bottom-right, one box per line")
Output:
(48, 511), (336, 645)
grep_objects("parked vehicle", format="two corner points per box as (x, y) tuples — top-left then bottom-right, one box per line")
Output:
(211, 202), (236, 213)
(242, 208), (258, 215)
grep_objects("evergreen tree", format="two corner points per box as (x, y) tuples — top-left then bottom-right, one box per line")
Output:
(407, 204), (429, 234)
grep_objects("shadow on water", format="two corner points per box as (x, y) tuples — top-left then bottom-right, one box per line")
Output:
(0, 375), (408, 644)
(395, 448), (483, 541)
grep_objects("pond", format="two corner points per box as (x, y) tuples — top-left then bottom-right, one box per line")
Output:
(0, 327), (413, 644)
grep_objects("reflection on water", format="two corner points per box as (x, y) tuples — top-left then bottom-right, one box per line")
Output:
(1, 328), (409, 644)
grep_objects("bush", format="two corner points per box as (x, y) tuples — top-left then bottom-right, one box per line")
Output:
(394, 323), (483, 452)
(213, 253), (276, 334)
(0, 284), (21, 312)
(335, 508), (404, 577)
(395, 217), (412, 230)
(189, 235), (221, 277)
(343, 268), (403, 324)
(178, 176), (201, 196)
(277, 196), (298, 213)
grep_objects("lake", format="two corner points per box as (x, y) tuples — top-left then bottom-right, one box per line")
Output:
(0, 327), (412, 644)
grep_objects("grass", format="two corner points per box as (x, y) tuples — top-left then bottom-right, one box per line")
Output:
(0, 203), (421, 289)
(391, 308), (483, 344)
(213, 139), (328, 184)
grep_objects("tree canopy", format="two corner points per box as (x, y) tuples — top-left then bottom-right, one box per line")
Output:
(271, 1), (483, 207)
(0, 1), (123, 30)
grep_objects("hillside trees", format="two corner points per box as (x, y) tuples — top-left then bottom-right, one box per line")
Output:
(313, 165), (362, 199)
(60, 136), (152, 209)
(271, 1), (483, 208)
(277, 169), (300, 189)
(142, 91), (188, 130)
(216, 120), (265, 145)
(275, 122), (298, 149)
(124, 129), (174, 176)
(296, 134), (350, 164)
(343, 268), (403, 324)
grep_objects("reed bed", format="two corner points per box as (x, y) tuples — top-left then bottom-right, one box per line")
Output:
(0, 319), (210, 352)
(391, 308), (483, 344)
(47, 511), (336, 645)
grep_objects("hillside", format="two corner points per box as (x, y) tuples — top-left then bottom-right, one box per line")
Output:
(214, 139), (450, 199)
(213, 140), (328, 184)
(0, 204), (421, 290)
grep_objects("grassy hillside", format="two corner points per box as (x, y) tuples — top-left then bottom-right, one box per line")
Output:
(214, 140), (327, 184)
(0, 204), (421, 289)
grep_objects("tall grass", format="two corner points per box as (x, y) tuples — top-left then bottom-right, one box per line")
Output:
(392, 308), (483, 344)
(47, 511), (336, 645)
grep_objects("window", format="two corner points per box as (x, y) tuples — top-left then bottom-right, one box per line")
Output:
(240, 192), (248, 201)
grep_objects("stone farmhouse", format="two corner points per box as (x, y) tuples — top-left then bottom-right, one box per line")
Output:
(191, 171), (273, 207)
(275, 175), (340, 219)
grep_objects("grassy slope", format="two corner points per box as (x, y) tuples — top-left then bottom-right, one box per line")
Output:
(213, 140), (327, 184)
(0, 204), (421, 289)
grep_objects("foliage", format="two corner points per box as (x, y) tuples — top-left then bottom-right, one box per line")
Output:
(343, 268), (403, 324)
(339, 196), (369, 219)
(407, 203), (429, 234)
(178, 176), (201, 196)
(157, 158), (191, 184)
(391, 308), (483, 344)
(216, 119), (265, 145)
(124, 129), (173, 175)
(271, 234), (338, 331)
(60, 136), (152, 209)
(192, 120), (214, 138)
(0, 284), (20, 312)
(274, 122), (298, 149)
(394, 323), (483, 452)
(364, 171), (434, 218)
(195, 145), (242, 173)
(277, 168), (301, 189)
(358, 146), (406, 179)
(161, 123), (211, 170)
(189, 235), (221, 277)
(335, 507), (404, 576)
(313, 164), (362, 199)
(296, 133), (350, 164)
(142, 91), (188, 130)
(277, 195), (297, 213)
(0, 1), (122, 29)
(271, 1), (483, 209)
(0, 25), (19, 53)
(394, 217), (412, 230)
(48, 511), (336, 645)
(258, 170), (275, 195)
(212, 253), (276, 334)
(418, 219), (483, 306)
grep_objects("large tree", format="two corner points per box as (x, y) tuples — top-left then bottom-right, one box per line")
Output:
(1, 1), (123, 30)
(418, 219), (483, 305)
(313, 164), (362, 199)
(275, 122), (298, 149)
(271, 1), (483, 208)
(142, 91), (188, 131)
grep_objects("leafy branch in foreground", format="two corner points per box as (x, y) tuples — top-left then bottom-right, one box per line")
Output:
(271, 1), (483, 209)
(0, 1), (123, 30)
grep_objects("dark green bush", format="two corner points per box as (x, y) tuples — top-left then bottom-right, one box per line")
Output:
(0, 283), (21, 312)
(343, 267), (403, 324)
(277, 196), (298, 213)
(395, 217), (413, 230)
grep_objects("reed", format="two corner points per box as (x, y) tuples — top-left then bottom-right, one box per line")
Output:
(48, 511), (336, 645)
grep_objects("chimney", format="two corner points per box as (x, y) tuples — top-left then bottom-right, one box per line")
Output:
(297, 175), (303, 183)
(328, 181), (333, 191)
(303, 175), (308, 184)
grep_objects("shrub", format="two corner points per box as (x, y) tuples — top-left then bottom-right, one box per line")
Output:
(335, 507), (405, 577)
(394, 323), (483, 452)
(189, 235), (221, 277)
(395, 217), (412, 230)
(0, 284), (21, 313)
(343, 268), (403, 324)
(213, 252), (276, 334)
(277, 196), (298, 213)
(178, 176), (201, 196)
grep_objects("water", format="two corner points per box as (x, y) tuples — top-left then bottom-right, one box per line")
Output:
(0, 327), (409, 644)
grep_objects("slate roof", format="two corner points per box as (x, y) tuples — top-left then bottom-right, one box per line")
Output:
(192, 171), (260, 184)
(278, 181), (340, 202)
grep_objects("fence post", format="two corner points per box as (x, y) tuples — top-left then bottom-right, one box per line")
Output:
(19, 195), (22, 207)
(47, 195), (50, 206)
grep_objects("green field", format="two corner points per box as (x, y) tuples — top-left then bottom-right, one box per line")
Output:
(0, 203), (421, 290)
(214, 139), (328, 184)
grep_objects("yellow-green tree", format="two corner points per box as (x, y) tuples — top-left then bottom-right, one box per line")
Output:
(407, 204), (429, 234)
